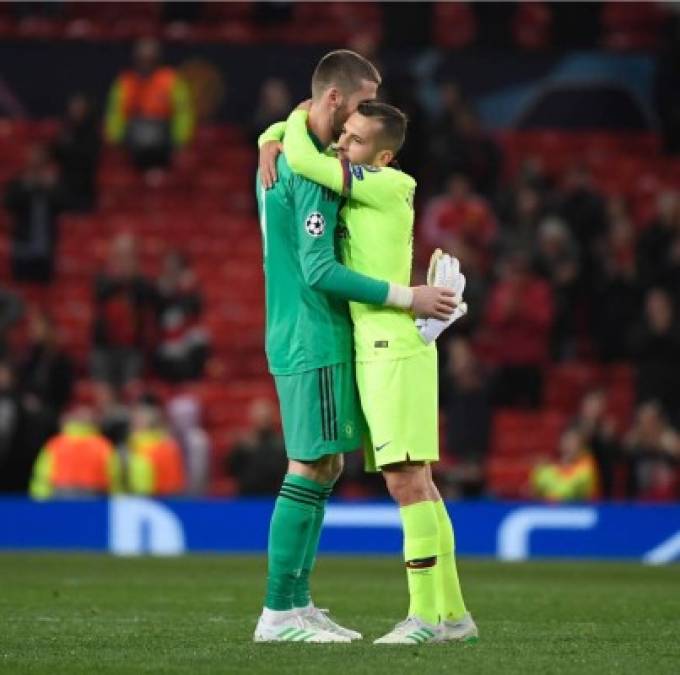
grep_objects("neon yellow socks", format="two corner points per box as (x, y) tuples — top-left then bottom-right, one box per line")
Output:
(400, 501), (440, 625)
(265, 474), (327, 610)
(434, 499), (467, 621)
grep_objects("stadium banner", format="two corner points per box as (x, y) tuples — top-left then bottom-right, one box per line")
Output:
(0, 498), (678, 564)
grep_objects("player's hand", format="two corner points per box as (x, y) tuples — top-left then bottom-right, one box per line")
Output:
(296, 98), (312, 112)
(411, 286), (457, 320)
(259, 140), (283, 189)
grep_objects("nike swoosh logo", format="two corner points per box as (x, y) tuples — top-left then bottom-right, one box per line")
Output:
(375, 441), (391, 452)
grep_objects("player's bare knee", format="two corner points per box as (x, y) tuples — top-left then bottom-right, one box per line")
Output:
(383, 463), (430, 506)
(327, 454), (343, 483)
(290, 454), (341, 484)
(288, 458), (326, 484)
(426, 468), (441, 501)
(392, 483), (430, 505)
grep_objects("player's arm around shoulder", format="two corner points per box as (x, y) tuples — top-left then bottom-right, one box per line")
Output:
(283, 110), (346, 196)
(258, 121), (286, 148)
(258, 121), (286, 190)
(258, 151), (294, 210)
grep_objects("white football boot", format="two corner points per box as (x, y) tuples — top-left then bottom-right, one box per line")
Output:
(438, 612), (479, 643)
(297, 604), (362, 641)
(253, 611), (350, 643)
(373, 616), (441, 645)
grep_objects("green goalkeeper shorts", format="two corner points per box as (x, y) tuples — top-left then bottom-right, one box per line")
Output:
(357, 346), (439, 473)
(274, 362), (365, 462)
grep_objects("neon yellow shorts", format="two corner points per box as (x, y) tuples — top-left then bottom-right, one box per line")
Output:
(356, 346), (439, 472)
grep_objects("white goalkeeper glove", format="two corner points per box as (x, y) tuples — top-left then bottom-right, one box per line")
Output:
(416, 248), (468, 344)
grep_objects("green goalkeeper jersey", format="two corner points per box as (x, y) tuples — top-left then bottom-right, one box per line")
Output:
(266, 110), (429, 363)
(256, 127), (390, 376)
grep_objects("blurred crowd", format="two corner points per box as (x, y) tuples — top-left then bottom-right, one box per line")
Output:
(409, 80), (680, 502)
(0, 223), (212, 497)
(1, 27), (679, 501)
(0, 37), (213, 497)
(530, 393), (680, 504)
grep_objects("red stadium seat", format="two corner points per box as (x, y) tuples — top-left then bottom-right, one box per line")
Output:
(513, 2), (552, 50)
(486, 458), (535, 499)
(544, 363), (604, 415)
(491, 409), (567, 459)
(433, 2), (476, 49)
(601, 2), (668, 51)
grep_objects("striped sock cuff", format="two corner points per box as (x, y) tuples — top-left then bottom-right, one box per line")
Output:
(278, 474), (327, 507)
(278, 487), (319, 507)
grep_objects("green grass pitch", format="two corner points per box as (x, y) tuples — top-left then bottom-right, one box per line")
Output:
(1, 554), (679, 674)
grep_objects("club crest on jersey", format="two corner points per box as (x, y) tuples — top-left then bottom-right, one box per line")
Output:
(304, 212), (325, 237)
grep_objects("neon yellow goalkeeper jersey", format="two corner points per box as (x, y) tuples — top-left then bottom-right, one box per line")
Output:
(265, 109), (429, 363)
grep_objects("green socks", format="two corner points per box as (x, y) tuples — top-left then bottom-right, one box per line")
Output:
(400, 501), (440, 625)
(264, 474), (329, 611)
(293, 481), (333, 608)
(434, 499), (467, 621)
